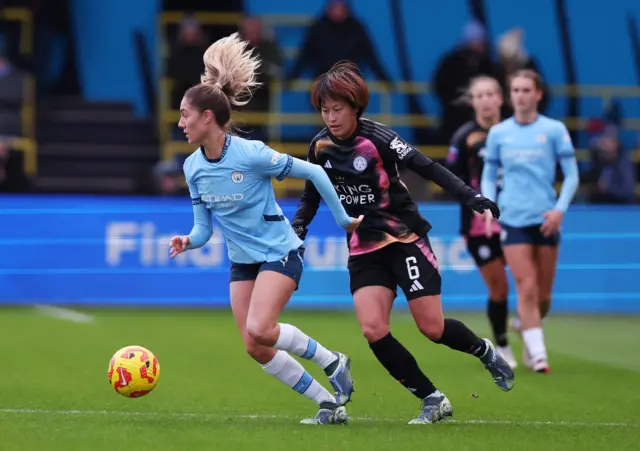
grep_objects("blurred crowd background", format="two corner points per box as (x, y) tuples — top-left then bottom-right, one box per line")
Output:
(1, 0), (639, 205)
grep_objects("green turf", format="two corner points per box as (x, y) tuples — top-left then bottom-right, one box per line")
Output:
(0, 307), (638, 450)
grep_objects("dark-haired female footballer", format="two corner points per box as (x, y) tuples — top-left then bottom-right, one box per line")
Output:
(446, 76), (516, 369)
(291, 61), (515, 425)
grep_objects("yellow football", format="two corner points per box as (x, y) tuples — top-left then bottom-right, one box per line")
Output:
(108, 345), (160, 398)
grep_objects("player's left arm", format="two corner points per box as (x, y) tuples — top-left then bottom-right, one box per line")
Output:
(553, 123), (580, 213)
(382, 133), (498, 216)
(251, 144), (355, 230)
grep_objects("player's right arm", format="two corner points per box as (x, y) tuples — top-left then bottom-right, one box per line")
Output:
(291, 143), (322, 240)
(480, 126), (500, 204)
(170, 161), (213, 257)
(250, 142), (362, 233)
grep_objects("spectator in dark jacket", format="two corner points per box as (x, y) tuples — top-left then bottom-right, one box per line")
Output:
(237, 16), (284, 141)
(239, 16), (283, 113)
(432, 21), (501, 143)
(589, 123), (636, 204)
(286, 0), (391, 83)
(166, 15), (209, 110)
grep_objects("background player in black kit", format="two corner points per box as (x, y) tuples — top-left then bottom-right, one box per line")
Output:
(291, 61), (515, 425)
(446, 76), (516, 369)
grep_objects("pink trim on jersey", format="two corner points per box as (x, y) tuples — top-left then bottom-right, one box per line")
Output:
(385, 215), (401, 231)
(467, 174), (500, 237)
(414, 238), (440, 273)
(469, 215), (501, 237)
(353, 137), (390, 208)
(349, 229), (361, 251)
(348, 231), (419, 256)
(347, 137), (417, 256)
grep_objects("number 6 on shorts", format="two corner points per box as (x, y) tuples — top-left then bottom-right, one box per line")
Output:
(405, 256), (420, 280)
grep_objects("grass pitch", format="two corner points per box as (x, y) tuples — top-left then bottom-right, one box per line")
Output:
(0, 307), (638, 450)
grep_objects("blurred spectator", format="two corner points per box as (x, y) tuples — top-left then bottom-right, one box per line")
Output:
(495, 28), (549, 115)
(588, 122), (636, 204)
(237, 16), (283, 141)
(432, 21), (500, 143)
(286, 0), (391, 84)
(0, 139), (30, 193)
(166, 15), (209, 110)
(240, 17), (282, 127)
(152, 159), (188, 197)
(162, 1), (241, 54)
(240, 16), (282, 108)
(0, 0), (77, 97)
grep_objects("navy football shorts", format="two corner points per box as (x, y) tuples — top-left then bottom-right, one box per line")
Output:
(229, 247), (304, 289)
(500, 224), (560, 247)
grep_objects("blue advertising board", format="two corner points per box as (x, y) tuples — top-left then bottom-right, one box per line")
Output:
(0, 195), (638, 313)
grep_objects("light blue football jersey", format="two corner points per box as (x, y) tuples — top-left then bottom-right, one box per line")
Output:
(481, 115), (579, 228)
(183, 135), (303, 264)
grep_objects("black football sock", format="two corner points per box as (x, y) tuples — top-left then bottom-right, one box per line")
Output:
(487, 298), (509, 347)
(435, 318), (488, 358)
(369, 333), (437, 399)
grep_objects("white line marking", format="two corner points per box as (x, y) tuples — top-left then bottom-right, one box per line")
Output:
(33, 305), (94, 323)
(0, 409), (635, 428)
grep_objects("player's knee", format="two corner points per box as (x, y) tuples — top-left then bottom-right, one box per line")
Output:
(516, 277), (538, 302)
(361, 321), (390, 343)
(245, 320), (277, 346)
(488, 277), (509, 300)
(417, 317), (444, 342)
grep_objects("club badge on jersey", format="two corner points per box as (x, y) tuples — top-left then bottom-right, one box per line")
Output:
(352, 156), (368, 172)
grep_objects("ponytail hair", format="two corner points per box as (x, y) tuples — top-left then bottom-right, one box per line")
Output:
(184, 32), (262, 129)
(200, 32), (261, 106)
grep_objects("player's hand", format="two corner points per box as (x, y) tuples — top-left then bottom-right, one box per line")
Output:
(292, 225), (308, 241)
(483, 210), (494, 238)
(169, 235), (190, 258)
(468, 194), (500, 219)
(343, 215), (364, 233)
(473, 210), (495, 238)
(541, 210), (563, 237)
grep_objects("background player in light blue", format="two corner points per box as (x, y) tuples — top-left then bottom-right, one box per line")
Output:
(481, 69), (579, 374)
(168, 33), (362, 425)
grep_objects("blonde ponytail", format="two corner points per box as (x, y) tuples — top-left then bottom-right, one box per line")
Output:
(200, 32), (262, 107)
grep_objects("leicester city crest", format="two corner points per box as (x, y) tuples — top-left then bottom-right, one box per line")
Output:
(353, 156), (368, 172)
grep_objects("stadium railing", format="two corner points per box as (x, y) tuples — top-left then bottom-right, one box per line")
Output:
(0, 7), (37, 176)
(158, 11), (640, 197)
